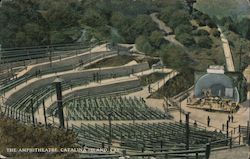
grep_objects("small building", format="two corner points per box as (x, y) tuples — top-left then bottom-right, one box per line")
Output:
(194, 65), (241, 103)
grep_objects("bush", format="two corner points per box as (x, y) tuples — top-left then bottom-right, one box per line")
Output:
(211, 28), (220, 37)
(196, 36), (213, 48)
(174, 24), (194, 36)
(168, 10), (190, 28)
(176, 33), (195, 47)
(135, 35), (154, 54)
(160, 44), (190, 69)
(149, 31), (167, 49)
(192, 29), (210, 36)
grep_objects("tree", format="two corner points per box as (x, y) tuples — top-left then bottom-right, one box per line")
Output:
(211, 28), (220, 37)
(196, 36), (213, 48)
(175, 24), (194, 36)
(135, 35), (154, 54)
(45, 1), (80, 30)
(176, 33), (195, 47)
(131, 14), (158, 37)
(149, 31), (166, 49)
(236, 18), (250, 40)
(192, 29), (210, 36)
(110, 11), (134, 43)
(168, 10), (190, 28)
(160, 6), (176, 23)
(160, 44), (190, 69)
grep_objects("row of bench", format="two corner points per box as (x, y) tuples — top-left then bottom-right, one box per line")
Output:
(51, 96), (171, 121)
(73, 122), (226, 152)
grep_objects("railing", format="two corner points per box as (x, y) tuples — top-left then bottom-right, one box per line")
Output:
(1, 42), (90, 63)
(0, 50), (118, 95)
(0, 41), (109, 74)
(0, 103), (31, 123)
(77, 146), (210, 159)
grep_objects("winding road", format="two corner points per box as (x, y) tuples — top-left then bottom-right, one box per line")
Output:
(150, 13), (184, 48)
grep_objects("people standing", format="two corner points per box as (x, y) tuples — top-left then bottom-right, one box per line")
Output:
(207, 116), (210, 127)
(194, 120), (197, 127)
(228, 114), (231, 122)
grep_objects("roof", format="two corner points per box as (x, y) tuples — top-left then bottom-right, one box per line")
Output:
(195, 73), (234, 89)
(194, 73), (240, 102)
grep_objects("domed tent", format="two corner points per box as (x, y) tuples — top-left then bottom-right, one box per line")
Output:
(194, 65), (240, 102)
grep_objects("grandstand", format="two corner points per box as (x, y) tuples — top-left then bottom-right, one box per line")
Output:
(4, 62), (149, 109)
(0, 42), (246, 159)
(73, 122), (226, 152)
(49, 96), (171, 120)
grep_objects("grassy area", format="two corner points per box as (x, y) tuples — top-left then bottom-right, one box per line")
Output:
(195, 0), (250, 19)
(85, 55), (136, 69)
(0, 117), (77, 158)
(151, 69), (194, 98)
(188, 34), (225, 71)
(140, 72), (169, 86)
(85, 55), (161, 69)
(224, 30), (250, 71)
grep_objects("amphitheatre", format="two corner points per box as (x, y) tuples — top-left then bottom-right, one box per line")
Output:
(0, 0), (250, 159)
(0, 40), (249, 159)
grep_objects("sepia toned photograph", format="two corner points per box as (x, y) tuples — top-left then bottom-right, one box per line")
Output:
(0, 0), (250, 158)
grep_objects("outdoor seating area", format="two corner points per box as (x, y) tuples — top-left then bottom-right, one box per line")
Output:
(73, 122), (226, 152)
(8, 79), (90, 113)
(51, 96), (171, 121)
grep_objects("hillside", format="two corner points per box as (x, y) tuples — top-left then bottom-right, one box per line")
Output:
(0, 117), (77, 158)
(195, 0), (250, 19)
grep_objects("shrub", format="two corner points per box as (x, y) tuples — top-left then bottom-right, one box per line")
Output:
(196, 36), (213, 48)
(176, 33), (195, 47)
(211, 28), (221, 37)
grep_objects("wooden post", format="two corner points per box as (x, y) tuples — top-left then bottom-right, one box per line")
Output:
(108, 112), (112, 152)
(54, 78), (65, 128)
(160, 140), (163, 152)
(165, 154), (168, 159)
(229, 138), (232, 149)
(226, 120), (229, 140)
(31, 98), (35, 127)
(122, 150), (126, 157)
(179, 101), (182, 123)
(239, 133), (241, 145)
(185, 112), (190, 150)
(247, 121), (250, 145)
(15, 108), (18, 120)
(42, 100), (47, 128)
(18, 109), (21, 121)
(205, 143), (211, 159)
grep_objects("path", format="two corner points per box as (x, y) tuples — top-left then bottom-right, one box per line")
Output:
(210, 146), (248, 159)
(126, 70), (179, 113)
(126, 70), (178, 99)
(150, 13), (184, 47)
(218, 27), (235, 72)
(1, 53), (118, 101)
(150, 13), (172, 34)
